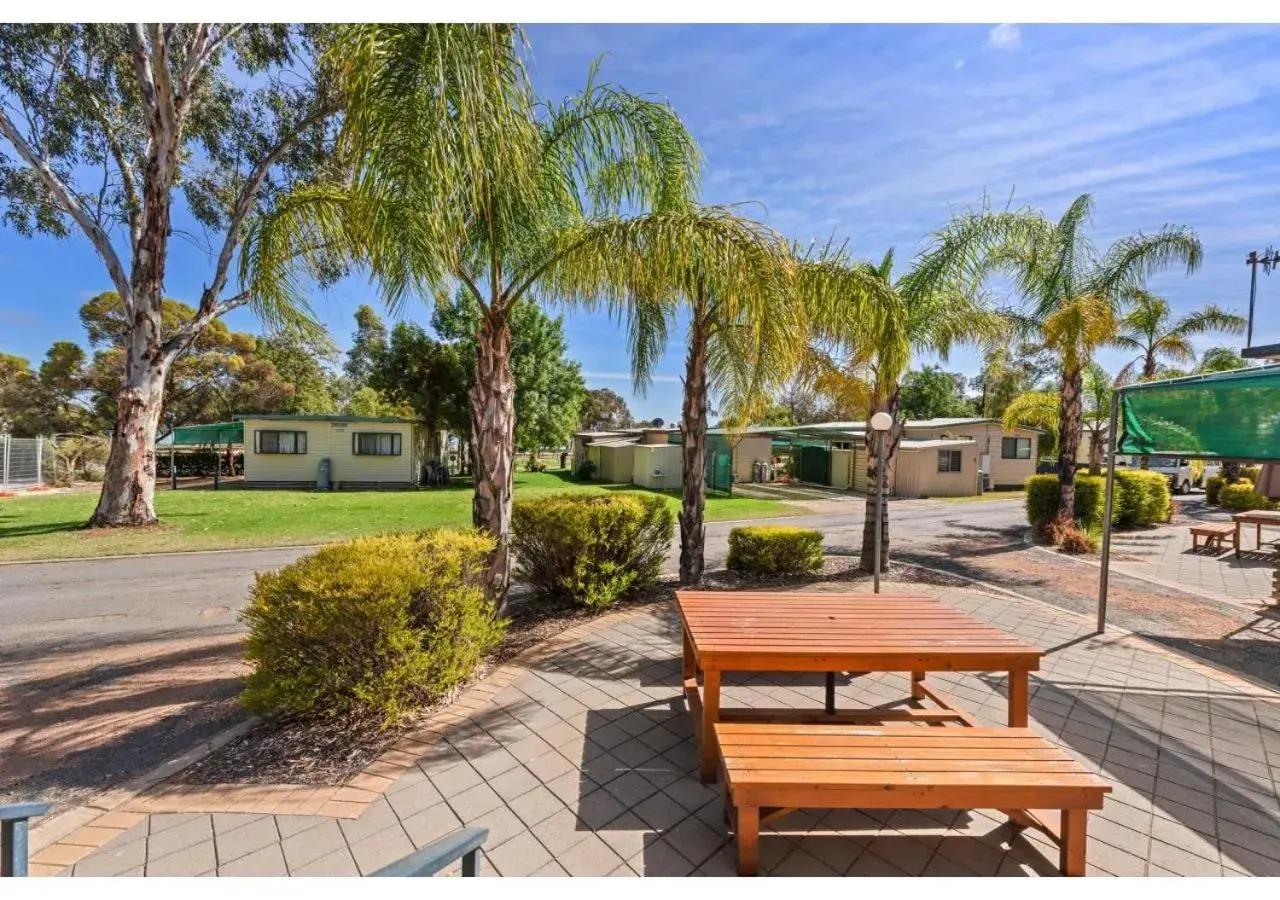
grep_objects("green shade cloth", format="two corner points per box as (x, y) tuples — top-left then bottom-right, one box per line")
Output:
(1119, 366), (1280, 460)
(161, 421), (244, 447)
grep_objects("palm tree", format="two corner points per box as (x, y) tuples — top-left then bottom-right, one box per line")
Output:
(807, 244), (998, 572)
(1196, 347), (1251, 373)
(911, 194), (1202, 521)
(1114, 289), (1245, 382)
(251, 27), (796, 598)
(1002, 390), (1058, 458)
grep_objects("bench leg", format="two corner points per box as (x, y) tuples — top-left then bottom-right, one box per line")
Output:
(736, 806), (759, 876)
(1059, 809), (1087, 876)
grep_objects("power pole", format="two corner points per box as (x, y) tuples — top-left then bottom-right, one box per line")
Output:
(1245, 247), (1280, 348)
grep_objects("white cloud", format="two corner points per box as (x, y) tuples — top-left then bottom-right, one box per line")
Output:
(986, 24), (1022, 51)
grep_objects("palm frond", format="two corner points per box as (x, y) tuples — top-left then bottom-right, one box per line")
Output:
(1092, 226), (1203, 300)
(1170, 304), (1247, 338)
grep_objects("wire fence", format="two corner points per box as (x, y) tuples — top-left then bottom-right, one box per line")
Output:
(0, 435), (54, 489)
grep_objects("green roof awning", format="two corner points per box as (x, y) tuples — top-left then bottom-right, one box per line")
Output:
(160, 421), (244, 447)
(1119, 365), (1280, 460)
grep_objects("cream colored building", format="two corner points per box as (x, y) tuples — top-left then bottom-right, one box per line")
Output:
(239, 414), (420, 489)
(901, 418), (1039, 490)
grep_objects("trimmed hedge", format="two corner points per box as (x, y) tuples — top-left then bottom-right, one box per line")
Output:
(1112, 469), (1172, 527)
(241, 530), (505, 725)
(1219, 481), (1274, 512)
(1026, 471), (1169, 529)
(1240, 466), (1262, 485)
(1205, 475), (1226, 505)
(511, 492), (674, 610)
(727, 525), (824, 575)
(1025, 474), (1105, 530)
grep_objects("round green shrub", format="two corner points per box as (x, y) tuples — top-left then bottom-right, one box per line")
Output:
(727, 525), (824, 575)
(511, 492), (675, 610)
(241, 529), (505, 725)
(1205, 475), (1226, 505)
(1219, 481), (1274, 512)
(1024, 474), (1104, 530)
(1112, 469), (1172, 527)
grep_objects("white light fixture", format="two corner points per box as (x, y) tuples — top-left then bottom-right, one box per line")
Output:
(870, 411), (893, 432)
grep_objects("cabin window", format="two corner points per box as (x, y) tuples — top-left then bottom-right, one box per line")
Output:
(353, 432), (402, 456)
(937, 450), (963, 473)
(255, 430), (307, 454)
(1002, 437), (1032, 459)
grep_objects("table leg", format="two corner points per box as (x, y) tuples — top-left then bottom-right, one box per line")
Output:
(1235, 521), (1242, 557)
(910, 670), (926, 701)
(682, 624), (696, 683)
(1258, 523), (1263, 550)
(700, 669), (721, 783)
(824, 672), (836, 714)
(1008, 669), (1029, 727)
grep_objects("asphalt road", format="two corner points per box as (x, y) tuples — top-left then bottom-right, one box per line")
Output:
(0, 498), (1028, 662)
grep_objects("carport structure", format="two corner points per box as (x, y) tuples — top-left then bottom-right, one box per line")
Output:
(1098, 364), (1280, 629)
(156, 420), (243, 489)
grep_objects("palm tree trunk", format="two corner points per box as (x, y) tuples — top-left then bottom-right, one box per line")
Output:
(1138, 351), (1157, 470)
(1057, 366), (1084, 520)
(859, 386), (902, 573)
(1088, 427), (1103, 477)
(679, 310), (709, 585)
(470, 305), (516, 601)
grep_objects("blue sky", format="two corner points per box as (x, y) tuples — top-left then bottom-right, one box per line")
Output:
(3, 24), (1279, 421)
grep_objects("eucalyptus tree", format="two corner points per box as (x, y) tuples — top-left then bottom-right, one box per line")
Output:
(911, 194), (1202, 520)
(0, 24), (340, 525)
(806, 244), (996, 572)
(1114, 289), (1245, 382)
(250, 26), (796, 595)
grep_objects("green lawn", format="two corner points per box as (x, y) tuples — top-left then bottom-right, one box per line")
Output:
(0, 472), (801, 562)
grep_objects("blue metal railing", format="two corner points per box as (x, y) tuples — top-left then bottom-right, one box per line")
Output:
(1, 802), (51, 877)
(371, 827), (488, 877)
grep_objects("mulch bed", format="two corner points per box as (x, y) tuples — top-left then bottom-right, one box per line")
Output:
(171, 560), (969, 788)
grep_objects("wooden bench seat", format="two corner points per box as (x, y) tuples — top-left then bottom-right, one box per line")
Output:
(716, 722), (1111, 877)
(1190, 521), (1236, 551)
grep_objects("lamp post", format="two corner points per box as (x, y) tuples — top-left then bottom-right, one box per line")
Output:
(869, 411), (893, 594)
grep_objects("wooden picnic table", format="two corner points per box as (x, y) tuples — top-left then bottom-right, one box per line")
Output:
(1232, 510), (1280, 556)
(676, 590), (1043, 783)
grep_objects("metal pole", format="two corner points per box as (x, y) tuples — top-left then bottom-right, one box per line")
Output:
(1248, 251), (1259, 349)
(874, 430), (885, 594)
(1097, 390), (1122, 633)
(34, 436), (41, 485)
(2, 435), (8, 490)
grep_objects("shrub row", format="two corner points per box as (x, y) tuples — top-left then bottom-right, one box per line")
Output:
(1219, 481), (1275, 512)
(727, 526), (824, 575)
(511, 492), (674, 610)
(241, 530), (505, 725)
(1026, 469), (1171, 531)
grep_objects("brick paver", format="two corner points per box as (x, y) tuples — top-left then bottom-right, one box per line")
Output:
(52, 583), (1280, 877)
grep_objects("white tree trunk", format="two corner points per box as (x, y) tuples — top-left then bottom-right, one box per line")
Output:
(90, 330), (170, 526)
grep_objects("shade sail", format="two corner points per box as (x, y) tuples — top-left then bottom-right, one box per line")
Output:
(1119, 365), (1280, 460)
(160, 421), (244, 447)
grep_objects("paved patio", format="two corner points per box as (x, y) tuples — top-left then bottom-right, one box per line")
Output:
(1107, 508), (1276, 605)
(46, 583), (1280, 877)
